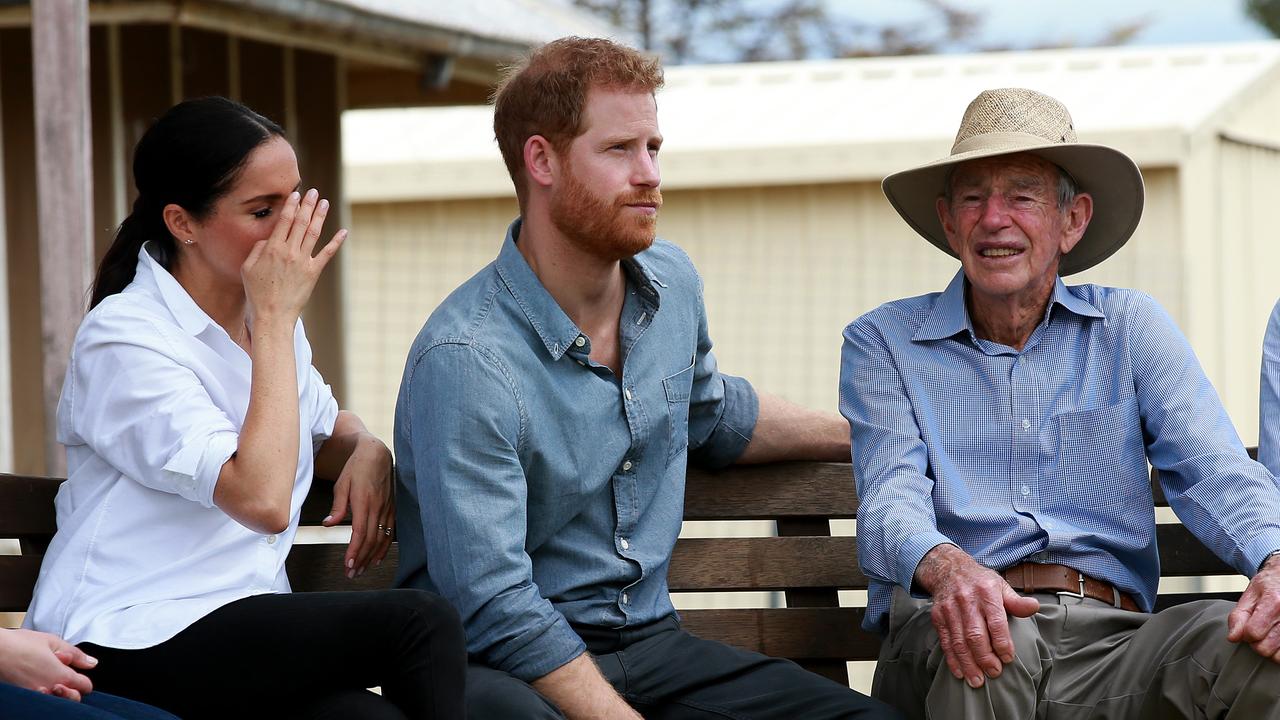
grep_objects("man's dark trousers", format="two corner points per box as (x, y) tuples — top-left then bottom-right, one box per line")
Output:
(466, 615), (902, 719)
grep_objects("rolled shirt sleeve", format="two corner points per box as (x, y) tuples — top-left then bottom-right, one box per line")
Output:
(60, 305), (241, 508)
(400, 341), (586, 681)
(686, 283), (758, 469)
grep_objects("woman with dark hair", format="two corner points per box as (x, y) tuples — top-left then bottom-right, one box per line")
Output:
(22, 97), (465, 720)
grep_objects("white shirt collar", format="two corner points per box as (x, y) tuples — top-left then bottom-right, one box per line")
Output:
(137, 241), (219, 338)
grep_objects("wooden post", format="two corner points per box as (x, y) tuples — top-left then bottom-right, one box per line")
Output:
(32, 0), (94, 476)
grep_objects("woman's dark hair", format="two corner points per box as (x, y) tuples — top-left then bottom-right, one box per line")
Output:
(89, 97), (284, 308)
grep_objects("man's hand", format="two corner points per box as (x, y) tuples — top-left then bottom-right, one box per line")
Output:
(530, 653), (641, 720)
(1227, 552), (1280, 661)
(0, 629), (97, 701)
(914, 544), (1040, 688)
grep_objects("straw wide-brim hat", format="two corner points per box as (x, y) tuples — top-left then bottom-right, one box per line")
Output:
(881, 88), (1145, 276)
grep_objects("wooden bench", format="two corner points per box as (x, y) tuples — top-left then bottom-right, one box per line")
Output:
(0, 460), (1245, 687)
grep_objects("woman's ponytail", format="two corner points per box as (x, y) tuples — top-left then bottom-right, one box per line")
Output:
(89, 195), (172, 309)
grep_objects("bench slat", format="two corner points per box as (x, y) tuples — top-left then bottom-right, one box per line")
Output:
(1157, 524), (1235, 577)
(286, 544), (401, 593)
(0, 555), (41, 612)
(1153, 591), (1244, 612)
(0, 474), (59, 536)
(669, 536), (864, 591)
(680, 607), (879, 660)
(685, 463), (857, 520)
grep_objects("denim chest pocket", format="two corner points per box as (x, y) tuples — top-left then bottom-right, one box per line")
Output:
(1050, 396), (1147, 509)
(661, 361), (695, 461)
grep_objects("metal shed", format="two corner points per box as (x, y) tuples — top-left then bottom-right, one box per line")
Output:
(342, 41), (1280, 450)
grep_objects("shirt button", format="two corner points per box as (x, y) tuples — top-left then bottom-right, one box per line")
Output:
(1021, 418), (1031, 430)
(574, 335), (586, 348)
(624, 387), (633, 401)
(621, 593), (630, 605)
(266, 535), (277, 545)
(1020, 484), (1030, 496)
(622, 460), (633, 471)
(1018, 356), (1025, 364)
(620, 537), (630, 550)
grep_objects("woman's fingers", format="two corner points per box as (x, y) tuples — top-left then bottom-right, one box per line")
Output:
(268, 191), (302, 244)
(312, 229), (348, 273)
(285, 188), (320, 250)
(300, 198), (330, 257)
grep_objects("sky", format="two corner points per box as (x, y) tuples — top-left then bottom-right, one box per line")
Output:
(840, 0), (1272, 51)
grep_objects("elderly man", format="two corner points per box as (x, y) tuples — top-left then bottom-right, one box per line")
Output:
(840, 87), (1280, 718)
(394, 37), (897, 720)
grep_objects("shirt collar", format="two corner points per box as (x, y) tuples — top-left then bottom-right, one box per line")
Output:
(136, 242), (219, 337)
(913, 269), (1105, 343)
(494, 219), (586, 360)
(494, 218), (669, 360)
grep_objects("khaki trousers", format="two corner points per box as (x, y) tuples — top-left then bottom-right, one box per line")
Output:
(872, 587), (1280, 719)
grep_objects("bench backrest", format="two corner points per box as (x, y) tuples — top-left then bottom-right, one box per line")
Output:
(0, 460), (1242, 687)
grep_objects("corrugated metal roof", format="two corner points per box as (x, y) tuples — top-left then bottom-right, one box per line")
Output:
(213, 0), (618, 60)
(327, 0), (619, 48)
(344, 42), (1280, 199)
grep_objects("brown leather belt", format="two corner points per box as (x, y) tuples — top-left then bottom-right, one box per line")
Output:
(1001, 562), (1140, 612)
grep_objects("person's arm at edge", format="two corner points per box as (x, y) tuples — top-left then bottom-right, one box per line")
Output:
(1258, 298), (1280, 474)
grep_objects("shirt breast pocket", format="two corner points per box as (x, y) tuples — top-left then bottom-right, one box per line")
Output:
(662, 361), (695, 462)
(1050, 396), (1148, 509)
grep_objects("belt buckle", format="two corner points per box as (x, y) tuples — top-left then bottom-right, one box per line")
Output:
(1054, 572), (1087, 602)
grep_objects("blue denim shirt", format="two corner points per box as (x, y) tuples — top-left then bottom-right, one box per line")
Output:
(842, 271), (1280, 633)
(394, 219), (759, 682)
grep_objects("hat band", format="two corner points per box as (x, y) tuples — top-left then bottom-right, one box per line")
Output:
(951, 131), (1068, 156)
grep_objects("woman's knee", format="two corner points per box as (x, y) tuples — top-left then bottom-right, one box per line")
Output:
(379, 589), (466, 658)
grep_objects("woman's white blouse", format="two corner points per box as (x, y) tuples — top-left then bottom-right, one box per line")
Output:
(23, 244), (337, 648)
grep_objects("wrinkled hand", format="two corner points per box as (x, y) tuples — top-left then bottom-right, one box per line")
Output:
(322, 433), (394, 578)
(242, 188), (346, 328)
(0, 629), (97, 702)
(1227, 553), (1280, 661)
(915, 544), (1040, 688)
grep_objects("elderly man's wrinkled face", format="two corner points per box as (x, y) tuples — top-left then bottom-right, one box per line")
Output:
(936, 153), (1091, 314)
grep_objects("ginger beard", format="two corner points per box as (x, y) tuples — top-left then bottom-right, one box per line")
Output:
(549, 156), (663, 262)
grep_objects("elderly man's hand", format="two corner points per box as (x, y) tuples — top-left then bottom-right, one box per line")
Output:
(914, 544), (1041, 688)
(1227, 552), (1280, 661)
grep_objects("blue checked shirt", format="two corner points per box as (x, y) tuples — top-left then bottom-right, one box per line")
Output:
(842, 270), (1280, 633)
(394, 219), (758, 682)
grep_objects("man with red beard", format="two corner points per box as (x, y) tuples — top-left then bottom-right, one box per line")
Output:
(393, 37), (899, 720)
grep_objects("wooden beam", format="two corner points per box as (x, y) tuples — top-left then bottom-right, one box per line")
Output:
(0, 64), (12, 471)
(32, 0), (94, 476)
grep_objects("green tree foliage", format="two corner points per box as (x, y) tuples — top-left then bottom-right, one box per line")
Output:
(1246, 0), (1280, 37)
(573, 0), (980, 63)
(573, 0), (1148, 64)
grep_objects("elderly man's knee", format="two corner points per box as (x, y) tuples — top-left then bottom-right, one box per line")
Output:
(466, 664), (566, 719)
